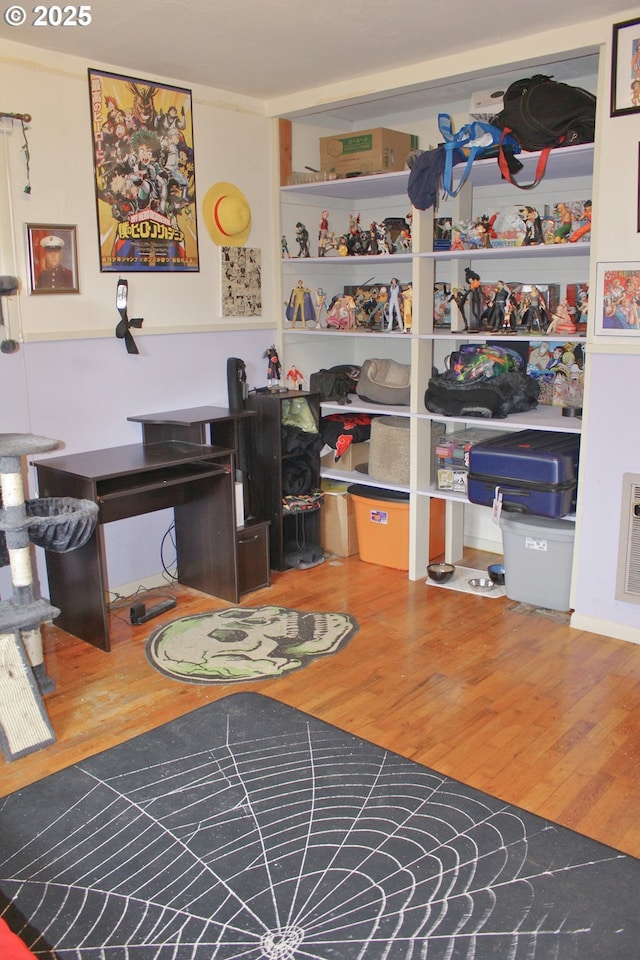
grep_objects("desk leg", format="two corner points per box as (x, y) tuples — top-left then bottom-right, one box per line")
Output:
(43, 527), (110, 651)
(174, 472), (239, 603)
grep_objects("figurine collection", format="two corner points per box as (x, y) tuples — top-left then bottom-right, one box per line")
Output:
(281, 198), (590, 334)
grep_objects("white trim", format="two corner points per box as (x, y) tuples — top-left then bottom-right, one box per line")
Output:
(569, 612), (640, 645)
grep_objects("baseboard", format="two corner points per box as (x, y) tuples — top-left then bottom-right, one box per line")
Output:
(463, 535), (502, 555)
(569, 612), (640, 646)
(110, 572), (174, 599)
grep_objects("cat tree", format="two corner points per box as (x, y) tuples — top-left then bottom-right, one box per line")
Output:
(0, 433), (98, 761)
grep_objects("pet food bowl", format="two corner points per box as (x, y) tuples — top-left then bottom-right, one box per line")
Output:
(487, 563), (506, 585)
(468, 577), (495, 592)
(427, 562), (455, 583)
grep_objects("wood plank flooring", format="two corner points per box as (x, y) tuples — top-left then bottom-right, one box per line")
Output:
(2, 554), (639, 860)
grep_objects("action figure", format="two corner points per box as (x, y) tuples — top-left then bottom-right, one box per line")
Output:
(315, 287), (328, 328)
(286, 365), (305, 390)
(386, 277), (404, 332)
(401, 284), (413, 333)
(464, 267), (484, 332)
(546, 297), (577, 335)
(295, 221), (310, 258)
(552, 202), (573, 242)
(484, 280), (517, 332)
(519, 206), (545, 246)
(318, 210), (330, 257)
(281, 235), (290, 258)
(522, 284), (548, 333)
(286, 279), (316, 327)
(568, 200), (591, 243)
(263, 345), (282, 389)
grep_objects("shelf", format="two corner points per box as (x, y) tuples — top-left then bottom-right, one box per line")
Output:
(280, 144), (594, 201)
(416, 242), (590, 262)
(282, 253), (413, 266)
(424, 330), (587, 342)
(321, 398), (411, 418)
(321, 466), (408, 495)
(421, 406), (582, 434)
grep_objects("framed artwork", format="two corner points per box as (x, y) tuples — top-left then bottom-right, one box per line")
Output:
(610, 17), (640, 117)
(637, 143), (640, 233)
(26, 224), (79, 295)
(595, 262), (640, 335)
(88, 68), (199, 272)
(220, 247), (262, 317)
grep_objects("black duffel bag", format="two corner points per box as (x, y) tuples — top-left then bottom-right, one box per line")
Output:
(425, 371), (539, 419)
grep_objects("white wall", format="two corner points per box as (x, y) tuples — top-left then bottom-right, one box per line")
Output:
(0, 39), (278, 598)
(570, 32), (640, 642)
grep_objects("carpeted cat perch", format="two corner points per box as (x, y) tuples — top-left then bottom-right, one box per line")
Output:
(0, 433), (98, 761)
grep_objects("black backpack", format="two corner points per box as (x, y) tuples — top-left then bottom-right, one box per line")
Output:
(495, 75), (596, 152)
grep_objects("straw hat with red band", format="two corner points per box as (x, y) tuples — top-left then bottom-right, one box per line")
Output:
(202, 182), (251, 246)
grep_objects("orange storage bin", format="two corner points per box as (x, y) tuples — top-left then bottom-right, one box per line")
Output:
(348, 486), (444, 570)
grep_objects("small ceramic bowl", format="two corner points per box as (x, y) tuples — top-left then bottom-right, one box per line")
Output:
(487, 563), (506, 585)
(468, 577), (495, 592)
(427, 562), (455, 583)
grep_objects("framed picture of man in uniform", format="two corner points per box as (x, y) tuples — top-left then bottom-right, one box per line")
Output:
(26, 224), (79, 295)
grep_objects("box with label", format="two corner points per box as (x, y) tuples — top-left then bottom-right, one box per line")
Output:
(320, 481), (359, 557)
(433, 428), (508, 493)
(321, 440), (369, 472)
(319, 128), (418, 177)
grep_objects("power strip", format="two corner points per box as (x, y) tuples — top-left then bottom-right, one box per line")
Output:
(130, 598), (177, 625)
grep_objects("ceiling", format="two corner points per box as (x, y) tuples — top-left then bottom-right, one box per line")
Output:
(0, 0), (632, 116)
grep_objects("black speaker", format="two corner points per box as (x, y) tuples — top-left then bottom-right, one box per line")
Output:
(227, 357), (247, 411)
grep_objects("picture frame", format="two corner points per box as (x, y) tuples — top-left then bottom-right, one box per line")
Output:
(26, 223), (79, 295)
(595, 262), (640, 335)
(610, 17), (640, 117)
(637, 143), (640, 233)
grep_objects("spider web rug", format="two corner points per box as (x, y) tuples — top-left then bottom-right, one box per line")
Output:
(1, 693), (639, 959)
(144, 605), (359, 683)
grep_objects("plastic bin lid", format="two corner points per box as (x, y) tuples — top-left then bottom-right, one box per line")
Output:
(500, 513), (575, 537)
(347, 484), (409, 502)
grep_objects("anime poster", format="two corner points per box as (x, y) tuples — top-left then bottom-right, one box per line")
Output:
(221, 247), (262, 316)
(88, 69), (198, 272)
(596, 263), (640, 334)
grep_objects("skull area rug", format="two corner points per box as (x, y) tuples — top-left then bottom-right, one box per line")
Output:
(145, 606), (359, 683)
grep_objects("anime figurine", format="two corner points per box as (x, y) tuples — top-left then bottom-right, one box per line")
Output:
(401, 284), (413, 333)
(522, 284), (549, 333)
(367, 286), (388, 329)
(484, 280), (517, 332)
(568, 200), (592, 243)
(281, 235), (290, 258)
(315, 287), (328, 328)
(519, 206), (545, 246)
(386, 277), (404, 332)
(552, 202), (573, 242)
(286, 279), (316, 327)
(295, 221), (310, 258)
(546, 298), (577, 335)
(318, 210), (330, 257)
(263, 345), (282, 389)
(286, 365), (305, 390)
(464, 267), (484, 332)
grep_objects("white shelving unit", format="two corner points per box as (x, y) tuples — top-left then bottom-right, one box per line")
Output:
(279, 118), (593, 582)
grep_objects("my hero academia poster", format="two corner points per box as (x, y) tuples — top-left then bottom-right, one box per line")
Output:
(88, 69), (199, 272)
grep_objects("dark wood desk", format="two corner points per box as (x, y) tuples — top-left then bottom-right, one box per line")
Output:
(34, 441), (238, 652)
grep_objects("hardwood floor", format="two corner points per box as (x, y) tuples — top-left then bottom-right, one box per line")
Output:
(2, 553), (639, 860)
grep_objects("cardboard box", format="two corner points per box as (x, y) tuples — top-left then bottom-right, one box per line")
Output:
(319, 128), (418, 177)
(321, 481), (359, 557)
(321, 440), (369, 472)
